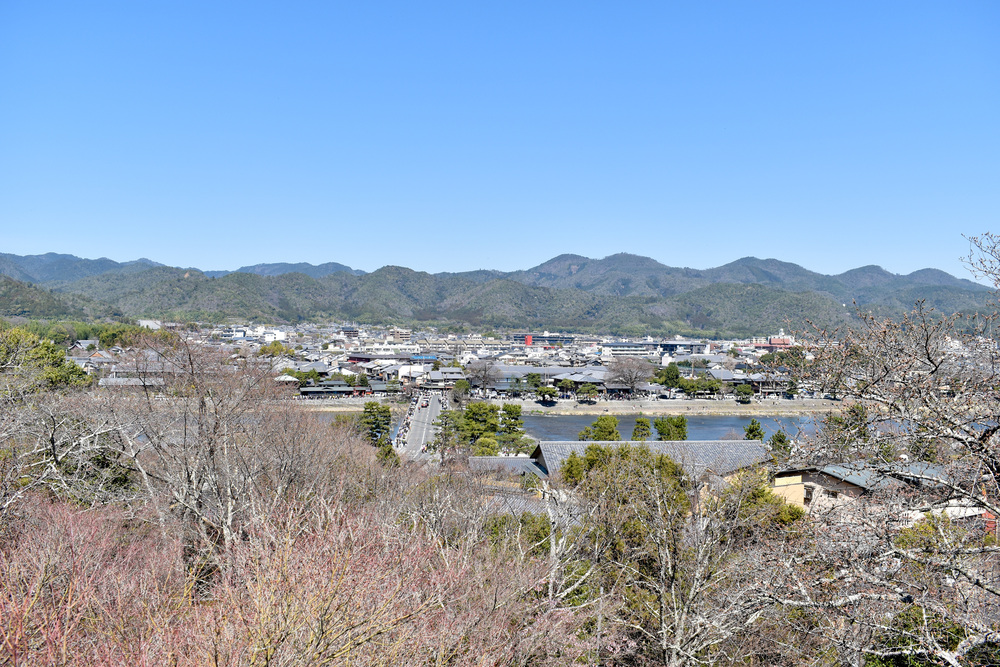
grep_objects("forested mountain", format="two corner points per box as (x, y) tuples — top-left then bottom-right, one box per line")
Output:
(508, 253), (991, 306)
(0, 276), (104, 320)
(0, 250), (993, 335)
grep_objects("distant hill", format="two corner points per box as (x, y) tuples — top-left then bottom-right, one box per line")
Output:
(0, 256), (36, 283)
(506, 253), (703, 297)
(0, 252), (162, 284)
(0, 252), (365, 284)
(506, 254), (991, 307)
(2, 250), (994, 335)
(205, 261), (365, 279)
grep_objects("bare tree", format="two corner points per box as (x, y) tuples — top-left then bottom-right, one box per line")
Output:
(775, 238), (1000, 664)
(606, 356), (654, 395)
(1, 335), (592, 665)
(81, 336), (349, 562)
(0, 484), (586, 666)
(1, 328), (50, 521)
(754, 489), (1000, 666)
(465, 358), (501, 392)
(552, 444), (798, 666)
(0, 328), (114, 523)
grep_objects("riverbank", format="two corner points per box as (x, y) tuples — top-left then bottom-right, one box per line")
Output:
(296, 396), (407, 413)
(296, 395), (842, 417)
(486, 396), (842, 417)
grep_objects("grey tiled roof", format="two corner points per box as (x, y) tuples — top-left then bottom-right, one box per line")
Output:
(531, 440), (770, 479)
(482, 493), (548, 517)
(469, 456), (547, 478)
(820, 462), (949, 491)
(482, 493), (586, 527)
(98, 377), (166, 387)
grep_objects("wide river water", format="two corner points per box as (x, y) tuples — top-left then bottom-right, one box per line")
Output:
(312, 407), (820, 443)
(521, 413), (818, 442)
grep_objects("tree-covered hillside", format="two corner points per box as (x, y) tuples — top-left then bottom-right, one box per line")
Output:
(0, 276), (95, 319)
(2, 250), (993, 335)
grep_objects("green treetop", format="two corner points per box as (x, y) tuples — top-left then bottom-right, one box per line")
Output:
(631, 417), (652, 441)
(473, 436), (500, 456)
(578, 415), (621, 441)
(536, 386), (558, 402)
(0, 326), (90, 389)
(577, 383), (599, 402)
(768, 430), (792, 458)
(744, 418), (766, 441)
(653, 415), (687, 441)
(360, 402), (392, 448)
(655, 363), (682, 388)
(460, 402), (501, 446)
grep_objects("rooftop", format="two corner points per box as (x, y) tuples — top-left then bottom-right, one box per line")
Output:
(530, 440), (771, 479)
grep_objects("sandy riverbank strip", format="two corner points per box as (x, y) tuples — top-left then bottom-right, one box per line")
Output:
(493, 397), (842, 417)
(299, 396), (843, 417)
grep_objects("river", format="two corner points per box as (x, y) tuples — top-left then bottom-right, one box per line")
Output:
(310, 403), (821, 443)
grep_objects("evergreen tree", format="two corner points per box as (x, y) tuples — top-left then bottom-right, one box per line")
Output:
(744, 418), (765, 441)
(561, 451), (585, 485)
(653, 415), (687, 441)
(498, 403), (531, 453)
(451, 379), (470, 402)
(499, 403), (523, 436)
(473, 436), (500, 456)
(631, 417), (652, 441)
(360, 402), (393, 448)
(431, 410), (460, 451)
(768, 430), (792, 458)
(578, 415), (621, 441)
(460, 402), (500, 446)
(656, 363), (682, 388)
(375, 442), (400, 467)
(536, 386), (558, 402)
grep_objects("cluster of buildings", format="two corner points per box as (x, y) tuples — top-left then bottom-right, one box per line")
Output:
(66, 321), (806, 399)
(473, 440), (995, 530)
(238, 324), (802, 398)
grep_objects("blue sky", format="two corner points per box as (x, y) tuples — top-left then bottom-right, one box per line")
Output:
(1, 2), (998, 278)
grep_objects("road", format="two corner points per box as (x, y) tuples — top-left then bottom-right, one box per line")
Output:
(401, 392), (443, 462)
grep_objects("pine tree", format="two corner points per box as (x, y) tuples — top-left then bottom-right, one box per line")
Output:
(631, 417), (652, 441)
(744, 419), (765, 441)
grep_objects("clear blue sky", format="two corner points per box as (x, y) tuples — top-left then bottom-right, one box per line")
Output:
(2, 2), (998, 278)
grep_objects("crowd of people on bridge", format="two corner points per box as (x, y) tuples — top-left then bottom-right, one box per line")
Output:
(393, 394), (420, 448)
(393, 390), (442, 449)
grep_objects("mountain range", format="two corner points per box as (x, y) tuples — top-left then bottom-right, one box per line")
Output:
(0, 251), (993, 337)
